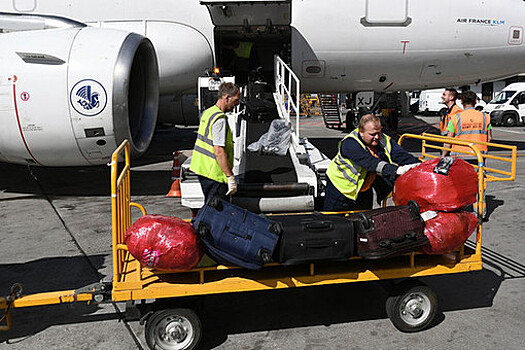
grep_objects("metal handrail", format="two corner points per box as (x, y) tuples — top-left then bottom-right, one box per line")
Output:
(274, 55), (301, 140)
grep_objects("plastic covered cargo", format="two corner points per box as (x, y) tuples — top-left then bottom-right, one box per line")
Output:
(420, 211), (478, 254)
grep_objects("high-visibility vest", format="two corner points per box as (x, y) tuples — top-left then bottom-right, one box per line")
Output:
(233, 41), (253, 59)
(440, 103), (462, 135)
(326, 129), (393, 200)
(190, 105), (233, 183)
(450, 107), (490, 155)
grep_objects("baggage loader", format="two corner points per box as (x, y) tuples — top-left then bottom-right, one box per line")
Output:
(193, 197), (281, 269)
(348, 200), (428, 259)
(271, 212), (355, 265)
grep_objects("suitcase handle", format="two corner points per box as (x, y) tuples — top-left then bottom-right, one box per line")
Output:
(301, 241), (336, 249)
(378, 232), (418, 248)
(304, 221), (334, 232)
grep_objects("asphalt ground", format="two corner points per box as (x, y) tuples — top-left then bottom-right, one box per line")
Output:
(1, 113), (524, 349)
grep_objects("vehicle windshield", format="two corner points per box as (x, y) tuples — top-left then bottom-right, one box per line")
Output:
(490, 90), (516, 104)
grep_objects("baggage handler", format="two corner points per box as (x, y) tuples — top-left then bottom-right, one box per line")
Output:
(324, 114), (420, 211)
(441, 90), (493, 218)
(190, 82), (240, 202)
(440, 88), (462, 136)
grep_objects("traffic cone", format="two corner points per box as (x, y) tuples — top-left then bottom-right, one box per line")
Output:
(166, 151), (182, 197)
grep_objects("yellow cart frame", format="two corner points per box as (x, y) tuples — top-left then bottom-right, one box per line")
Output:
(0, 134), (517, 342)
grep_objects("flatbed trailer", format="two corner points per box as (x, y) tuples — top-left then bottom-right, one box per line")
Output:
(0, 135), (516, 350)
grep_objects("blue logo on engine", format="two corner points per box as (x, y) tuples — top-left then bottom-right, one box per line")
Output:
(70, 79), (107, 117)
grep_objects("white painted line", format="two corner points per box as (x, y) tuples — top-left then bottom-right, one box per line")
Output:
(494, 128), (524, 134)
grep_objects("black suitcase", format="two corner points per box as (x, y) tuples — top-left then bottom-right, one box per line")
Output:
(347, 200), (427, 259)
(193, 197), (281, 270)
(271, 213), (355, 265)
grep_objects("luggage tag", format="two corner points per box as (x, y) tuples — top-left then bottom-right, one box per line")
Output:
(420, 210), (438, 222)
(433, 156), (455, 176)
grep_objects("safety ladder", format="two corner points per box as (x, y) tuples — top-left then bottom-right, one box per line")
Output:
(318, 94), (343, 128)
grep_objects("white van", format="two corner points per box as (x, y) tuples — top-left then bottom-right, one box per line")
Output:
(418, 88), (485, 115)
(483, 82), (525, 126)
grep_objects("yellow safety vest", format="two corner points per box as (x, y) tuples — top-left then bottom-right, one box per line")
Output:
(233, 41), (253, 59)
(190, 105), (233, 183)
(326, 129), (393, 200)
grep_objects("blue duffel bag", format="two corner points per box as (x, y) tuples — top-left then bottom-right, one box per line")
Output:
(192, 197), (281, 270)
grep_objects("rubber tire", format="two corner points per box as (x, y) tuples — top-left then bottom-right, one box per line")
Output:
(145, 308), (202, 350)
(503, 113), (516, 127)
(386, 281), (438, 333)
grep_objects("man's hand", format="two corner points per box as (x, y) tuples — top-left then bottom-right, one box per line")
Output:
(226, 176), (237, 196)
(396, 163), (420, 176)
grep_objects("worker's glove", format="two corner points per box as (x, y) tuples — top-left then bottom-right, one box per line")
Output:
(226, 176), (237, 196)
(396, 163), (420, 176)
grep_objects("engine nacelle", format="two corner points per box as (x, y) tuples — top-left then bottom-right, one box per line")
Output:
(0, 26), (158, 166)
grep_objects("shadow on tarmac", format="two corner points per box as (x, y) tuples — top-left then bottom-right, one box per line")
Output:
(195, 268), (506, 349)
(0, 255), (112, 343)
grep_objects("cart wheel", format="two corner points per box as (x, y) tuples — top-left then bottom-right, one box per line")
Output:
(145, 308), (202, 350)
(386, 281), (438, 332)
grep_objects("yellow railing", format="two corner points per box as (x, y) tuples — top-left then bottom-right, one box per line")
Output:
(110, 140), (146, 288)
(398, 134), (517, 256)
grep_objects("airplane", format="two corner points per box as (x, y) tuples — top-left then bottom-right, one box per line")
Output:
(1, 0), (525, 166)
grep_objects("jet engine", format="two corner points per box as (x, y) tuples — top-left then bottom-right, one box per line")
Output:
(0, 26), (158, 166)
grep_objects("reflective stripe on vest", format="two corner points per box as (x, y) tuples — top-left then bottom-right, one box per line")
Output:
(326, 129), (393, 200)
(190, 106), (234, 183)
(451, 108), (489, 155)
(234, 41), (253, 59)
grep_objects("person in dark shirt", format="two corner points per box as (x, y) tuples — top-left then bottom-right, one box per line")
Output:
(324, 114), (419, 211)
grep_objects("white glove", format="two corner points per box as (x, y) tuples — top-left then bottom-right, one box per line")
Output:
(396, 163), (420, 176)
(226, 175), (237, 196)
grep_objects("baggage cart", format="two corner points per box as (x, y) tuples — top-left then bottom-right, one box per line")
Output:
(1, 135), (517, 350)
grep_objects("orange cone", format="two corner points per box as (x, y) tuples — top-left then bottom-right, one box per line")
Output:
(166, 151), (182, 197)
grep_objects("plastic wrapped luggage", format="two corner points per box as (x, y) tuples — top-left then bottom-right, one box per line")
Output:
(192, 197), (281, 270)
(420, 211), (478, 254)
(347, 201), (428, 259)
(271, 213), (355, 265)
(393, 157), (478, 212)
(125, 215), (203, 272)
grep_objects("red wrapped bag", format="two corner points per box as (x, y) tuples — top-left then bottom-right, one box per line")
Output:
(420, 211), (478, 254)
(393, 158), (478, 212)
(124, 215), (203, 272)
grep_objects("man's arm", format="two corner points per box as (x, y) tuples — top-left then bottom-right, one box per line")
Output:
(214, 145), (233, 177)
(389, 141), (420, 166)
(442, 131), (454, 157)
(340, 138), (398, 180)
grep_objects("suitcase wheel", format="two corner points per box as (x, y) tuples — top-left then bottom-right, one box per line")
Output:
(268, 222), (283, 235)
(408, 200), (421, 219)
(208, 197), (223, 211)
(258, 248), (273, 264)
(359, 212), (372, 230)
(196, 222), (212, 241)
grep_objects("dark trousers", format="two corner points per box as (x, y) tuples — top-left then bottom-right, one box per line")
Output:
(323, 178), (373, 212)
(198, 175), (228, 204)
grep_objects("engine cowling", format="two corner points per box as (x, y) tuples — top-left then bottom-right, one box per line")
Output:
(0, 26), (158, 166)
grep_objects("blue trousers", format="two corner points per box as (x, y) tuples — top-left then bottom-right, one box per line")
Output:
(198, 175), (228, 204)
(323, 178), (373, 211)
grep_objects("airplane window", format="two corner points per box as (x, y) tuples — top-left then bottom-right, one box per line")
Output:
(491, 90), (516, 104)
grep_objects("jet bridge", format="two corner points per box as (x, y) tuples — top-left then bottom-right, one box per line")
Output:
(180, 56), (330, 212)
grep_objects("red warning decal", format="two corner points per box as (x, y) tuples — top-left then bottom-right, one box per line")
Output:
(20, 91), (30, 101)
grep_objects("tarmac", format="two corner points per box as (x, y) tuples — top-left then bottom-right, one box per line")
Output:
(1, 113), (524, 349)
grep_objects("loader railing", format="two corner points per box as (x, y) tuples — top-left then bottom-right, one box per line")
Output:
(398, 134), (517, 256)
(274, 55), (301, 141)
(110, 140), (146, 290)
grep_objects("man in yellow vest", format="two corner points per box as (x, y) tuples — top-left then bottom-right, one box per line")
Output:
(442, 90), (492, 218)
(440, 88), (462, 136)
(190, 82), (240, 202)
(324, 114), (420, 211)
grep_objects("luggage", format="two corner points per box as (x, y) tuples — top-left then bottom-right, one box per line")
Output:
(245, 97), (278, 122)
(348, 201), (428, 259)
(192, 197), (281, 270)
(271, 213), (355, 265)
(393, 157), (478, 212)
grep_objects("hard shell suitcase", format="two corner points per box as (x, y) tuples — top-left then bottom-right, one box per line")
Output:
(271, 213), (355, 265)
(192, 197), (281, 270)
(347, 200), (427, 259)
